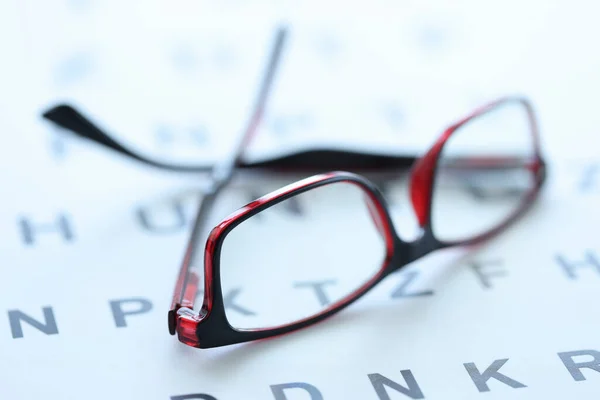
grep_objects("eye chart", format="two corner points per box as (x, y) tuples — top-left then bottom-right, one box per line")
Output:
(1, 1), (600, 399)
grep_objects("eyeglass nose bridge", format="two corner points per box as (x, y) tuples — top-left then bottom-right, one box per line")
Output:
(362, 171), (441, 275)
(382, 230), (438, 275)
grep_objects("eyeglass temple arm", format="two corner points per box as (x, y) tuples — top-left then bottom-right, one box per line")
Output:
(41, 103), (419, 173)
(169, 25), (289, 336)
(439, 155), (538, 170)
(42, 104), (215, 172)
(168, 188), (219, 335)
(207, 25), (288, 186)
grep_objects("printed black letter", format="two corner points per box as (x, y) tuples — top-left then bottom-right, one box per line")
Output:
(391, 270), (434, 298)
(294, 280), (336, 306)
(109, 298), (153, 328)
(368, 371), (425, 399)
(270, 382), (323, 400)
(136, 200), (190, 234)
(18, 213), (74, 245)
(469, 260), (506, 289)
(223, 288), (255, 316)
(558, 350), (600, 381)
(9, 307), (58, 339)
(555, 251), (600, 279)
(464, 359), (526, 392)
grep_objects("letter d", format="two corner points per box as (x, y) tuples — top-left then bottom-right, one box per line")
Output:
(270, 382), (323, 400)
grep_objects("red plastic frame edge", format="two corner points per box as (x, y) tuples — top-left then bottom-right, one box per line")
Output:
(409, 96), (545, 243)
(174, 172), (396, 348)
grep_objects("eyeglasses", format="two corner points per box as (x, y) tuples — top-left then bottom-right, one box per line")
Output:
(42, 26), (546, 349)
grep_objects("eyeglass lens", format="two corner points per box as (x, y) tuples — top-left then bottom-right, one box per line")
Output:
(219, 181), (388, 330)
(431, 101), (537, 242)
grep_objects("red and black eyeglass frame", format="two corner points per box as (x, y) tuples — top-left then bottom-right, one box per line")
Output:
(41, 26), (547, 349)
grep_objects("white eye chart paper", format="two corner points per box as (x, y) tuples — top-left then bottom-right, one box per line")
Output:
(1, 1), (600, 399)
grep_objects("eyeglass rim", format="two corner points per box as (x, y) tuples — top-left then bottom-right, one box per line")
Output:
(409, 96), (546, 247)
(175, 172), (396, 348)
(173, 97), (546, 348)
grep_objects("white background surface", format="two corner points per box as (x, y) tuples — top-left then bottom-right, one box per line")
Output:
(1, 1), (599, 399)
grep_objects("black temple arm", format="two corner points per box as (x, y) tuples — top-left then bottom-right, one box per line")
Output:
(41, 103), (419, 174)
(42, 104), (211, 172)
(244, 149), (417, 173)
